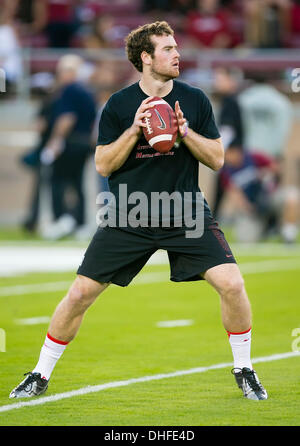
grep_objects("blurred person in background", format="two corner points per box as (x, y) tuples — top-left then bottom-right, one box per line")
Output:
(212, 66), (244, 217)
(141, 0), (171, 19)
(82, 14), (125, 49)
(39, 54), (97, 240)
(244, 0), (290, 48)
(184, 0), (235, 48)
(92, 86), (115, 195)
(45, 0), (78, 48)
(284, 0), (300, 47)
(35, 0), (78, 48)
(82, 14), (115, 49)
(172, 0), (197, 14)
(0, 3), (23, 92)
(21, 89), (56, 233)
(1, 0), (78, 48)
(218, 143), (281, 242)
(1, 0), (47, 44)
(238, 72), (299, 242)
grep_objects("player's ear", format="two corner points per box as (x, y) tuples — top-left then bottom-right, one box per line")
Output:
(141, 51), (152, 67)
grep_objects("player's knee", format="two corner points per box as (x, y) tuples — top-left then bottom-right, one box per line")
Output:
(67, 279), (100, 310)
(220, 275), (245, 298)
(67, 285), (89, 309)
(66, 275), (108, 311)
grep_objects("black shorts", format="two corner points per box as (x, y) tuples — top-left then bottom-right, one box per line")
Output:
(77, 217), (236, 287)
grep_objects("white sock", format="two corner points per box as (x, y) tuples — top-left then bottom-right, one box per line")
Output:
(32, 333), (68, 380)
(227, 328), (252, 370)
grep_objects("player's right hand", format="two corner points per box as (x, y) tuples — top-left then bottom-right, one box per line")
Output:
(130, 96), (155, 137)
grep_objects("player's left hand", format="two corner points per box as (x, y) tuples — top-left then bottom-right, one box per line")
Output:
(175, 101), (188, 138)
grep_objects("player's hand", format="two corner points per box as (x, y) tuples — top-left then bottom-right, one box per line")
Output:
(130, 96), (155, 137)
(175, 101), (188, 138)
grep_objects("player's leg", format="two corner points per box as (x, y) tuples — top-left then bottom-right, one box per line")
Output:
(9, 275), (108, 399)
(203, 263), (251, 333)
(203, 263), (267, 400)
(48, 274), (108, 342)
(10, 226), (156, 399)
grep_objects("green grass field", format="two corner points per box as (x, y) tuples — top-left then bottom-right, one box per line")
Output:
(1, 235), (300, 426)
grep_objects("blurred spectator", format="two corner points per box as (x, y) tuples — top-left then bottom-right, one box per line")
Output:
(212, 66), (244, 217)
(44, 0), (78, 48)
(82, 14), (125, 49)
(39, 54), (97, 240)
(141, 0), (171, 12)
(172, 0), (197, 14)
(21, 91), (56, 232)
(214, 66), (244, 150)
(238, 72), (292, 159)
(244, 0), (290, 48)
(0, 5), (23, 91)
(1, 0), (78, 48)
(14, 0), (48, 36)
(219, 143), (281, 242)
(89, 59), (120, 91)
(163, 0), (197, 37)
(238, 73), (299, 242)
(92, 87), (113, 196)
(185, 0), (234, 48)
(284, 0), (300, 47)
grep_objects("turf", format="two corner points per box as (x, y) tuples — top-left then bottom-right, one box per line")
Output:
(0, 243), (300, 426)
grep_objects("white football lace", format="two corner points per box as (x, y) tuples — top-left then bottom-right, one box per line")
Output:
(144, 117), (153, 135)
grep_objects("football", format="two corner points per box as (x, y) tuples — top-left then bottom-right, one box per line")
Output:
(143, 97), (178, 153)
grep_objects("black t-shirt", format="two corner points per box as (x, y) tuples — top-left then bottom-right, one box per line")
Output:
(218, 94), (244, 147)
(97, 80), (220, 226)
(50, 82), (97, 140)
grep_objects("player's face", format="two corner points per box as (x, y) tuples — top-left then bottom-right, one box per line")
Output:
(150, 34), (180, 81)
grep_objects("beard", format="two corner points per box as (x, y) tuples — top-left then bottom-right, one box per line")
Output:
(150, 62), (179, 82)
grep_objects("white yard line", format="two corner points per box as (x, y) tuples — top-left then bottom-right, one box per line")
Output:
(156, 319), (194, 327)
(0, 351), (299, 414)
(0, 281), (72, 297)
(0, 258), (299, 298)
(0, 259), (300, 297)
(14, 317), (51, 326)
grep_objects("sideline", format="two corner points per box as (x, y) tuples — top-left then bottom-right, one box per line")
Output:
(1, 258), (300, 297)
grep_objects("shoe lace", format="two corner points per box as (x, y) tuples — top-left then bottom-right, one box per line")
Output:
(231, 368), (263, 392)
(17, 372), (39, 391)
(243, 369), (264, 391)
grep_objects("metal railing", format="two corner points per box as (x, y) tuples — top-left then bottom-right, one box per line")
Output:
(11, 47), (300, 99)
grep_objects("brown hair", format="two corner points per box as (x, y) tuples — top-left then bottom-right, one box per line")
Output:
(125, 21), (174, 72)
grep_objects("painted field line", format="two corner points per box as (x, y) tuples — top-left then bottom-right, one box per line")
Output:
(0, 351), (299, 414)
(14, 317), (51, 326)
(1, 259), (300, 298)
(0, 281), (71, 297)
(156, 319), (194, 327)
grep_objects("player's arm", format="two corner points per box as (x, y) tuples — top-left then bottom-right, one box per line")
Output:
(40, 113), (76, 164)
(95, 97), (154, 177)
(175, 101), (224, 171)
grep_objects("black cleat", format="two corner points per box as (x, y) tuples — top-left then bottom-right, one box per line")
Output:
(232, 367), (268, 400)
(9, 372), (49, 399)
